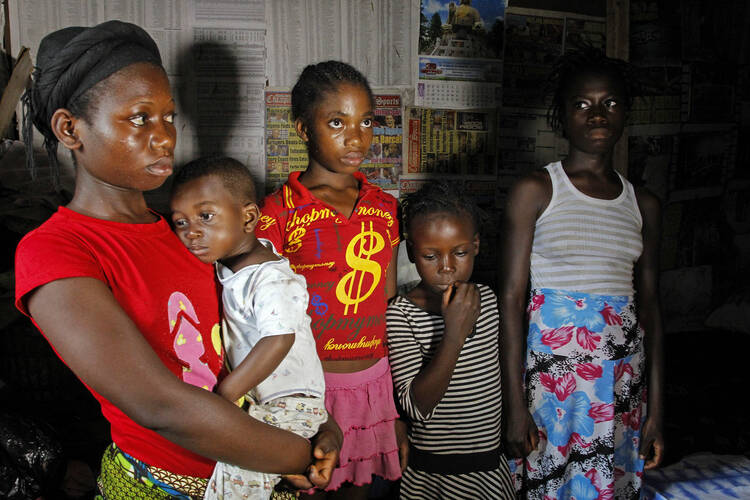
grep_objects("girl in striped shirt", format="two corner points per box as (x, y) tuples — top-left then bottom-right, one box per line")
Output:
(386, 180), (514, 499)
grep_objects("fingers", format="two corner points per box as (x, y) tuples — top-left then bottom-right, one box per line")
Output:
(281, 473), (313, 490)
(442, 283), (454, 309)
(642, 438), (665, 470)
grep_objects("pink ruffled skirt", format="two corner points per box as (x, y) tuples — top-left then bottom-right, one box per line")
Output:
(322, 357), (402, 491)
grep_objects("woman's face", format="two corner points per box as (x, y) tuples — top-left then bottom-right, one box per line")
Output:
(71, 62), (176, 192)
(561, 70), (626, 156)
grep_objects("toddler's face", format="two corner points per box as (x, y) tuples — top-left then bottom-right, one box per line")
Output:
(170, 175), (253, 264)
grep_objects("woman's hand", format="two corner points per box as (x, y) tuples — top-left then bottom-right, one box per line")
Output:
(504, 407), (539, 459)
(282, 416), (342, 490)
(639, 416), (664, 470)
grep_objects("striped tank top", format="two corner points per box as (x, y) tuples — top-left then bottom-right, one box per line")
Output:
(530, 161), (643, 296)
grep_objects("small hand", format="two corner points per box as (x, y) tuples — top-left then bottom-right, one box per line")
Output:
(639, 416), (664, 470)
(441, 282), (480, 345)
(395, 418), (409, 472)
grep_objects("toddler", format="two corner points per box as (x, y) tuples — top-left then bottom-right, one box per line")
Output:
(170, 156), (326, 500)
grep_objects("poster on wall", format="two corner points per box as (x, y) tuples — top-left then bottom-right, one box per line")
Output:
(628, 124), (680, 202)
(264, 91), (404, 195)
(264, 91), (308, 194)
(366, 94), (403, 192)
(416, 0), (506, 108)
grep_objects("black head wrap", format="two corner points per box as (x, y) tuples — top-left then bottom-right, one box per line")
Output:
(22, 20), (162, 184)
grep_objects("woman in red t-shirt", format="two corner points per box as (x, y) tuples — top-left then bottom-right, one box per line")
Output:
(15, 20), (340, 498)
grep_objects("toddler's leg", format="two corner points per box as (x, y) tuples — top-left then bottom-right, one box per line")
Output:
(204, 460), (279, 500)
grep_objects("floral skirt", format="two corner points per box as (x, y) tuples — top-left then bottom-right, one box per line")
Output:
(516, 288), (646, 500)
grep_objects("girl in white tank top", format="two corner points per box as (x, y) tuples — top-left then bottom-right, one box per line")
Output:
(500, 49), (665, 500)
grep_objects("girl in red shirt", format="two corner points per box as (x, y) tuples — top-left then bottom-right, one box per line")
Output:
(257, 61), (408, 499)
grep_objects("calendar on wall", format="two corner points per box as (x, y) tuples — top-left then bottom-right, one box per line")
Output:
(416, 80), (501, 109)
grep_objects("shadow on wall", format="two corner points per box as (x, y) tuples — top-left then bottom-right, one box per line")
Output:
(175, 42), (243, 159)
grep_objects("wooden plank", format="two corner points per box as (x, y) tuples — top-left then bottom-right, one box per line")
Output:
(0, 46), (32, 137)
(607, 0), (629, 176)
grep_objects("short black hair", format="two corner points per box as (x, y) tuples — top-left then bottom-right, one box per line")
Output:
(546, 48), (638, 133)
(401, 180), (483, 241)
(291, 60), (374, 126)
(171, 156), (256, 203)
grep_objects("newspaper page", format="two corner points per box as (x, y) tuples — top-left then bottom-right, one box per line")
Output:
(8, 0), (268, 188)
(404, 106), (496, 177)
(264, 0), (415, 88)
(264, 90), (404, 195)
(628, 124), (680, 203)
(264, 90), (308, 193)
(502, 7), (605, 109)
(416, 0), (506, 109)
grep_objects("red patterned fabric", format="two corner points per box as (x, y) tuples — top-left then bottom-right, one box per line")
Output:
(257, 171), (399, 361)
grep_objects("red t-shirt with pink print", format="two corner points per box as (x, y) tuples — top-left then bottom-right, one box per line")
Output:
(257, 171), (399, 362)
(15, 206), (223, 477)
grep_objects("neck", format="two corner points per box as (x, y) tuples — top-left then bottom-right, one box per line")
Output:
(299, 161), (359, 191)
(67, 175), (154, 223)
(563, 148), (615, 174)
(407, 282), (443, 315)
(219, 237), (278, 272)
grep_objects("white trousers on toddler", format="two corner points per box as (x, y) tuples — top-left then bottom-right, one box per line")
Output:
(204, 395), (327, 500)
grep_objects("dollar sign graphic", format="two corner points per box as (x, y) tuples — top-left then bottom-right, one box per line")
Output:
(336, 221), (384, 315)
(285, 226), (306, 253)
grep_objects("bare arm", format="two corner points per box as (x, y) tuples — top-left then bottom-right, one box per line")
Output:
(27, 277), (311, 474)
(217, 334), (295, 404)
(410, 282), (479, 415)
(499, 172), (550, 458)
(386, 243), (399, 300)
(634, 188), (665, 469)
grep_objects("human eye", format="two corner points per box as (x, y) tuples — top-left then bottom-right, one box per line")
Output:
(172, 218), (187, 228)
(573, 100), (589, 110)
(362, 118), (373, 128)
(604, 98), (618, 109)
(421, 253), (436, 260)
(164, 112), (176, 124)
(129, 113), (147, 126)
(199, 212), (215, 222)
(328, 118), (343, 129)
(455, 250), (468, 257)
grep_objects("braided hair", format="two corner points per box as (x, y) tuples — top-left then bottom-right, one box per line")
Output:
(291, 60), (374, 127)
(545, 48), (639, 134)
(401, 180), (483, 242)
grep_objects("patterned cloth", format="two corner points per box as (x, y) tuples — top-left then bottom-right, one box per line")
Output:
(515, 288), (646, 500)
(96, 443), (207, 499)
(206, 396), (327, 500)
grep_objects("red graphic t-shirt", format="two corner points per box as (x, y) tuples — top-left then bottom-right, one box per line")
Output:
(15, 207), (223, 477)
(258, 171), (399, 361)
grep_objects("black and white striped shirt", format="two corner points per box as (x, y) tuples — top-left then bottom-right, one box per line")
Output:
(386, 284), (503, 463)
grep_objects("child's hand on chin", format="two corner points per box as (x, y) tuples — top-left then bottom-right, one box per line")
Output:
(441, 281), (480, 344)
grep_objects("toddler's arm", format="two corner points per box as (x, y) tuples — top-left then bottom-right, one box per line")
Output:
(217, 333), (295, 404)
